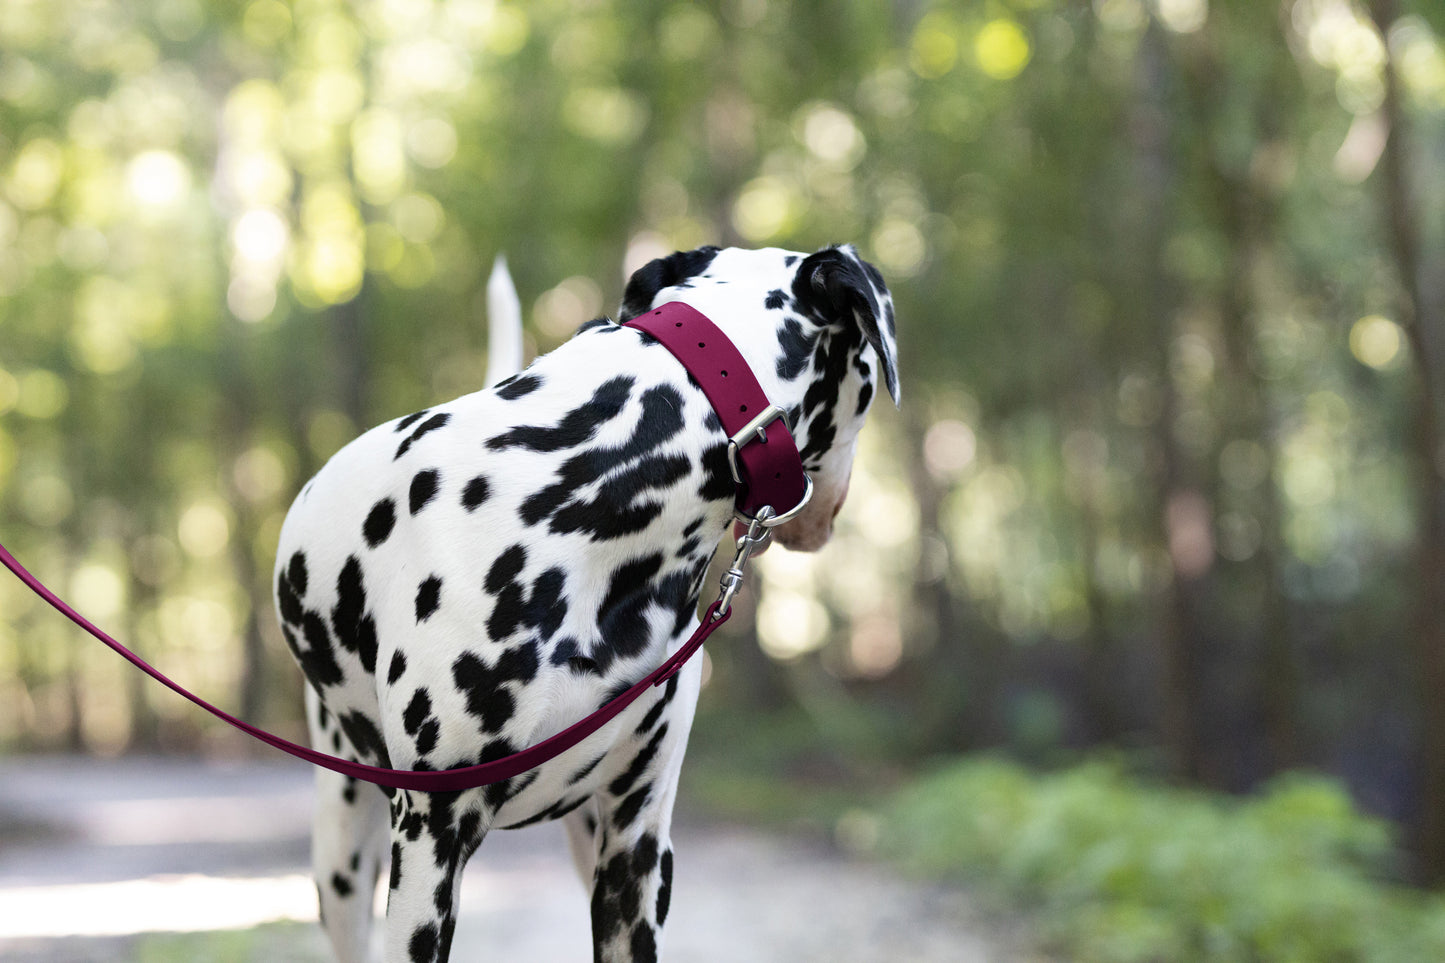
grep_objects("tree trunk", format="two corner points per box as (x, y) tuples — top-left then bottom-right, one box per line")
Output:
(1371, 0), (1445, 883)
(1131, 21), (1210, 782)
(902, 406), (992, 749)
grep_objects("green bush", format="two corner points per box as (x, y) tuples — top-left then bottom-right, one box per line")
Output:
(886, 758), (1445, 962)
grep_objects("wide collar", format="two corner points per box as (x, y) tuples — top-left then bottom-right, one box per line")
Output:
(624, 302), (811, 523)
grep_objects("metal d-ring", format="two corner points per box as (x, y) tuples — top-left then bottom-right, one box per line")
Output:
(733, 473), (814, 529)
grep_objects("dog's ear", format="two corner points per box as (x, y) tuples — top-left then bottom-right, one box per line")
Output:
(793, 245), (900, 405)
(619, 246), (722, 322)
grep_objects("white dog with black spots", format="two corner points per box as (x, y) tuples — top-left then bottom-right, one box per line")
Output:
(273, 244), (900, 963)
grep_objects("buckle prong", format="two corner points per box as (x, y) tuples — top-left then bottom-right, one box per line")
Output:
(726, 404), (790, 485)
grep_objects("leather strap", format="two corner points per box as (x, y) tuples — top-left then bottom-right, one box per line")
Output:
(625, 303), (808, 519)
(0, 539), (729, 792)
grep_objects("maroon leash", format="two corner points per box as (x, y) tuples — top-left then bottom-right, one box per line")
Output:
(0, 302), (810, 792)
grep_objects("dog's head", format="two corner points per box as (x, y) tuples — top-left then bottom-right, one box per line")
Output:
(620, 244), (899, 552)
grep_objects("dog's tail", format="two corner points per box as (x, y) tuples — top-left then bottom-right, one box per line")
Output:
(485, 253), (524, 387)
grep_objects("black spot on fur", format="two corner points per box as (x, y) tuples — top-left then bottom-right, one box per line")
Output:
(775, 317), (817, 380)
(610, 724), (669, 797)
(338, 710), (391, 768)
(330, 871), (353, 898)
(543, 455), (689, 540)
(765, 288), (788, 310)
(415, 575), (442, 623)
(403, 689), (431, 734)
(452, 647), (539, 732)
(657, 850), (673, 925)
(363, 498), (396, 547)
(395, 410), (428, 432)
(856, 380), (874, 416)
(277, 565), (304, 626)
(570, 754), (606, 785)
(796, 324), (863, 469)
(395, 411), (451, 460)
(632, 832), (660, 875)
(596, 553), (664, 666)
(550, 636), (579, 664)
(698, 442), (734, 502)
(591, 851), (638, 942)
(388, 651), (407, 684)
(495, 373), (542, 400)
(414, 720), (438, 755)
(486, 768), (537, 813)
(635, 677), (677, 735)
(631, 922), (659, 963)
(409, 469), (439, 515)
(287, 551), (308, 597)
(485, 545), (527, 594)
(332, 556), (379, 673)
(461, 474), (490, 511)
(487, 376), (633, 453)
(408, 922), (438, 963)
(613, 783), (652, 830)
(526, 568), (567, 640)
(499, 794), (591, 829)
(285, 611), (344, 688)
(519, 383), (688, 537)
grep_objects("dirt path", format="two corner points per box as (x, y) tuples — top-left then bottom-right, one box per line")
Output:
(0, 756), (1036, 962)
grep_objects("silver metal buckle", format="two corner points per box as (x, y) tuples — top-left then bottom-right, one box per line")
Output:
(726, 404), (790, 485)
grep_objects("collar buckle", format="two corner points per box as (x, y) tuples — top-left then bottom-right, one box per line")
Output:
(725, 404), (790, 485)
(727, 403), (813, 526)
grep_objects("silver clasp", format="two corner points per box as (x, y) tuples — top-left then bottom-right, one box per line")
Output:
(712, 506), (775, 620)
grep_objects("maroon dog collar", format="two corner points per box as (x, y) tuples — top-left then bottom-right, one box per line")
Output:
(0, 302), (810, 791)
(624, 302), (811, 523)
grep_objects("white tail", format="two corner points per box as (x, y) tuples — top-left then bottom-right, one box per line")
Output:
(484, 254), (524, 387)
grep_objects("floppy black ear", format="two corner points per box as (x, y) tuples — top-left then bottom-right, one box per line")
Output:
(792, 245), (900, 405)
(619, 246), (722, 321)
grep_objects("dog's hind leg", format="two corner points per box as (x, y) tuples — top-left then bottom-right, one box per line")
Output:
(308, 690), (390, 963)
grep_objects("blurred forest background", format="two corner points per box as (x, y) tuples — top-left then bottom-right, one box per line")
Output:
(4, 0), (1445, 943)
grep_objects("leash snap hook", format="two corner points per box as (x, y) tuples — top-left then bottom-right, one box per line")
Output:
(713, 507), (774, 619)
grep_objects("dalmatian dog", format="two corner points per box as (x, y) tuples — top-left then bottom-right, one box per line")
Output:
(271, 243), (899, 963)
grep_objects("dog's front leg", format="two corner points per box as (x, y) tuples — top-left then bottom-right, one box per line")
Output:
(384, 790), (483, 963)
(588, 705), (691, 962)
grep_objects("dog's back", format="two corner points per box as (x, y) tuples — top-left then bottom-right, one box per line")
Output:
(274, 321), (722, 812)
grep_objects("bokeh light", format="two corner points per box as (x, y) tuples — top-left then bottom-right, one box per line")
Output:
(1350, 314), (1403, 369)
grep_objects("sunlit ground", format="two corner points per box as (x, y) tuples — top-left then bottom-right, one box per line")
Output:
(0, 873), (323, 939)
(0, 756), (1003, 962)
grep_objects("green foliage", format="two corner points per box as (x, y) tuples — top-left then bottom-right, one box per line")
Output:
(887, 758), (1445, 962)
